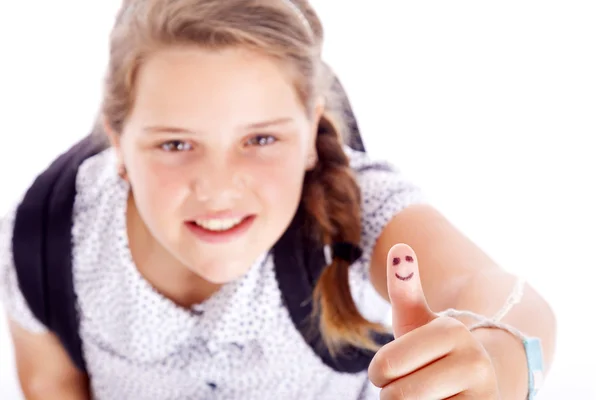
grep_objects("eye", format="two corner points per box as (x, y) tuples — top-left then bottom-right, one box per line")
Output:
(160, 140), (192, 152)
(246, 135), (277, 147)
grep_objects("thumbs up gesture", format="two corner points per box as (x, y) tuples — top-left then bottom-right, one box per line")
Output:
(367, 244), (500, 399)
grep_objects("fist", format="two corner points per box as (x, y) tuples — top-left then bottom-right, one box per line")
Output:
(367, 244), (500, 399)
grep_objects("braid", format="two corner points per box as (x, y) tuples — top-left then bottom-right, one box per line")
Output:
(302, 112), (388, 355)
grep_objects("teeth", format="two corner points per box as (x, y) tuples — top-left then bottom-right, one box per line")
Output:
(195, 217), (244, 231)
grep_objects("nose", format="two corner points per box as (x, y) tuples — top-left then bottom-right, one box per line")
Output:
(193, 161), (246, 205)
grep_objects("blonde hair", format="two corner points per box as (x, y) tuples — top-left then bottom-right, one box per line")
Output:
(102, 0), (388, 354)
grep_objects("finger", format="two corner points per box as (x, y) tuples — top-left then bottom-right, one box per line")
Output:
(379, 352), (474, 400)
(387, 243), (437, 337)
(368, 316), (465, 388)
(446, 389), (499, 400)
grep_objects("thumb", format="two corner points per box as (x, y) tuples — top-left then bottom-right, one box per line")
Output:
(387, 243), (437, 338)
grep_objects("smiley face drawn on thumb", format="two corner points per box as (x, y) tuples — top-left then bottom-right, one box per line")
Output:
(387, 243), (437, 338)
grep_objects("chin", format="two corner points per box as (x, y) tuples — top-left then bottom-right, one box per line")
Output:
(189, 258), (253, 284)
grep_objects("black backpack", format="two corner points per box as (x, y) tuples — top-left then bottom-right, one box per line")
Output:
(11, 74), (393, 376)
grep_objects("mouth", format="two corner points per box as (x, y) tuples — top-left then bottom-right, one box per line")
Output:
(185, 215), (256, 244)
(395, 272), (414, 281)
(193, 216), (247, 231)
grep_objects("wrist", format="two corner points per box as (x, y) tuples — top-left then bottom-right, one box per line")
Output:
(472, 327), (529, 399)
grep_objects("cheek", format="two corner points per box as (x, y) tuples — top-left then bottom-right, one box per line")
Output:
(127, 155), (191, 218)
(250, 154), (306, 212)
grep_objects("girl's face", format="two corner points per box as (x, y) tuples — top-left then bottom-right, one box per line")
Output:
(109, 46), (321, 283)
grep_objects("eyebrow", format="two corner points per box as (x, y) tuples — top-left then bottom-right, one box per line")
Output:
(245, 117), (294, 129)
(143, 117), (295, 135)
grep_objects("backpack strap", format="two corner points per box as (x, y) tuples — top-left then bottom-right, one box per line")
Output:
(273, 207), (393, 373)
(331, 73), (366, 153)
(12, 134), (107, 374)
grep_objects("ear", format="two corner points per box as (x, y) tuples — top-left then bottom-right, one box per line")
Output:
(103, 116), (120, 149)
(306, 97), (325, 170)
(310, 96), (325, 135)
(103, 116), (126, 171)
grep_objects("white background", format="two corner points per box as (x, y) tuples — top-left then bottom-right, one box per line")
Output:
(1, 1), (598, 399)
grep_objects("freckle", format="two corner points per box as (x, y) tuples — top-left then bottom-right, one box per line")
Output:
(393, 257), (401, 265)
(405, 255), (414, 262)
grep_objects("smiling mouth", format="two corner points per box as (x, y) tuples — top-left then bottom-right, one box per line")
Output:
(395, 272), (414, 281)
(193, 217), (247, 231)
(185, 215), (256, 244)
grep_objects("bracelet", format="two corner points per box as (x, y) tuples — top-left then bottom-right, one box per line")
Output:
(437, 276), (544, 399)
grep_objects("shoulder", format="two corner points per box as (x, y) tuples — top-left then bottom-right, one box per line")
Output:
(343, 146), (427, 321)
(344, 146), (426, 256)
(71, 147), (129, 272)
(346, 146), (425, 213)
(75, 147), (121, 204)
(72, 147), (128, 240)
(0, 205), (48, 333)
(0, 147), (119, 333)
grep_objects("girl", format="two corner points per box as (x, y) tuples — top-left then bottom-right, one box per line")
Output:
(1, 0), (555, 399)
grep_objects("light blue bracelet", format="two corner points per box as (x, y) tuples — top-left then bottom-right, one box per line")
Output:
(439, 308), (545, 399)
(523, 337), (544, 399)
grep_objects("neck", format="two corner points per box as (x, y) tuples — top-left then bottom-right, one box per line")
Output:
(126, 193), (222, 308)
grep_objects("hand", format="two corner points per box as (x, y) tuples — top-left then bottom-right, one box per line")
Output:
(367, 244), (500, 399)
